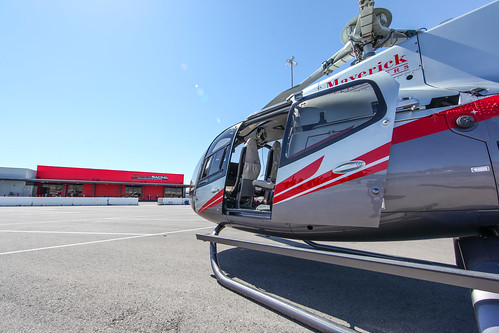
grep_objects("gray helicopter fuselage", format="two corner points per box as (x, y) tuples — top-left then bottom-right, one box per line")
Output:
(190, 1), (499, 241)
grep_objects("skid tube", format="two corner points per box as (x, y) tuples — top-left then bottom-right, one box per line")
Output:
(302, 240), (458, 267)
(202, 224), (356, 333)
(197, 225), (499, 332)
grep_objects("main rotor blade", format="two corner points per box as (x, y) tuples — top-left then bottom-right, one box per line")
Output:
(358, 0), (375, 39)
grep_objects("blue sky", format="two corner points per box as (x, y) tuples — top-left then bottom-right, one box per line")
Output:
(1, 0), (492, 182)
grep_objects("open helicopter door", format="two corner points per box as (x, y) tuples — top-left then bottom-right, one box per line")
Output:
(191, 124), (239, 222)
(272, 72), (399, 228)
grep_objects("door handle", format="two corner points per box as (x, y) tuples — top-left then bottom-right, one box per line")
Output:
(211, 187), (220, 193)
(333, 161), (365, 174)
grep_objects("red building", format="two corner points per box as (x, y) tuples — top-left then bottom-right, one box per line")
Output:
(36, 165), (185, 201)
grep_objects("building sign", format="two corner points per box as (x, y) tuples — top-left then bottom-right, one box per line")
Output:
(131, 174), (169, 181)
(36, 165), (183, 184)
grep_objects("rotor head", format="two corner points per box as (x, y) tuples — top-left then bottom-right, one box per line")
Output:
(340, 7), (393, 44)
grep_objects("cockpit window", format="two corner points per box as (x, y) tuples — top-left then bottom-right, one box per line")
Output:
(200, 145), (229, 179)
(199, 125), (237, 183)
(282, 82), (384, 163)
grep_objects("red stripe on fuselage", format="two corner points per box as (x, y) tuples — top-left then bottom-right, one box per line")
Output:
(273, 143), (391, 204)
(391, 113), (448, 145)
(198, 189), (224, 214)
(274, 156), (324, 196)
(301, 159), (390, 200)
(392, 94), (499, 145)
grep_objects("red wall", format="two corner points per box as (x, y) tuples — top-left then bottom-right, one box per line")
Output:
(94, 184), (120, 197)
(143, 185), (164, 201)
(37, 165), (183, 184)
(82, 184), (95, 197)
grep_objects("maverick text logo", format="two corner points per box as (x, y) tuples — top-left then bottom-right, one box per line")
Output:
(326, 54), (410, 88)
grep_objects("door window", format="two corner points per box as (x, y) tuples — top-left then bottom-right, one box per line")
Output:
(282, 82), (385, 164)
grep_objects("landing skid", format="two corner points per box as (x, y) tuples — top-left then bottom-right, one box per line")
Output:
(197, 226), (499, 332)
(302, 239), (457, 267)
(199, 224), (355, 333)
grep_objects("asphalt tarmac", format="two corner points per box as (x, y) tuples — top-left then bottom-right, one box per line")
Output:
(0, 203), (476, 332)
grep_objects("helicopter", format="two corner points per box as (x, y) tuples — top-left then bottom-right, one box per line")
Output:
(191, 1), (499, 331)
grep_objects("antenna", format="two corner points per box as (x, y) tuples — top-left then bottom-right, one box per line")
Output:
(286, 56), (298, 88)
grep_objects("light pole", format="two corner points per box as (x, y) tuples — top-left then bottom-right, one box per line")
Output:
(286, 56), (297, 87)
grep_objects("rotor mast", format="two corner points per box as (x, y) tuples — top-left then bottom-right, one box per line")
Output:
(263, 0), (416, 109)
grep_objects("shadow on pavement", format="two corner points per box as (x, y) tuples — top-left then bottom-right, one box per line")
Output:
(216, 247), (476, 333)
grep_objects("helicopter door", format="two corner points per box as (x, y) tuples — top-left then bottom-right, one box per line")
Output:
(192, 125), (239, 221)
(272, 73), (399, 227)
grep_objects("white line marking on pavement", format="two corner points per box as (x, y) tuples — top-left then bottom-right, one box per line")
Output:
(0, 226), (213, 256)
(0, 218), (100, 227)
(0, 230), (147, 236)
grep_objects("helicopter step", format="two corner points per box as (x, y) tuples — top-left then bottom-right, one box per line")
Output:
(197, 226), (499, 332)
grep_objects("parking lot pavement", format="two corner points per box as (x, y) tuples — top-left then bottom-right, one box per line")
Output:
(0, 204), (476, 332)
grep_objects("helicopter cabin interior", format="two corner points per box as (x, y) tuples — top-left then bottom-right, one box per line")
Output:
(224, 112), (288, 212)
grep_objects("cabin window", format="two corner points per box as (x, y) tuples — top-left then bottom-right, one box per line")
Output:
(199, 125), (237, 182)
(283, 82), (384, 163)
